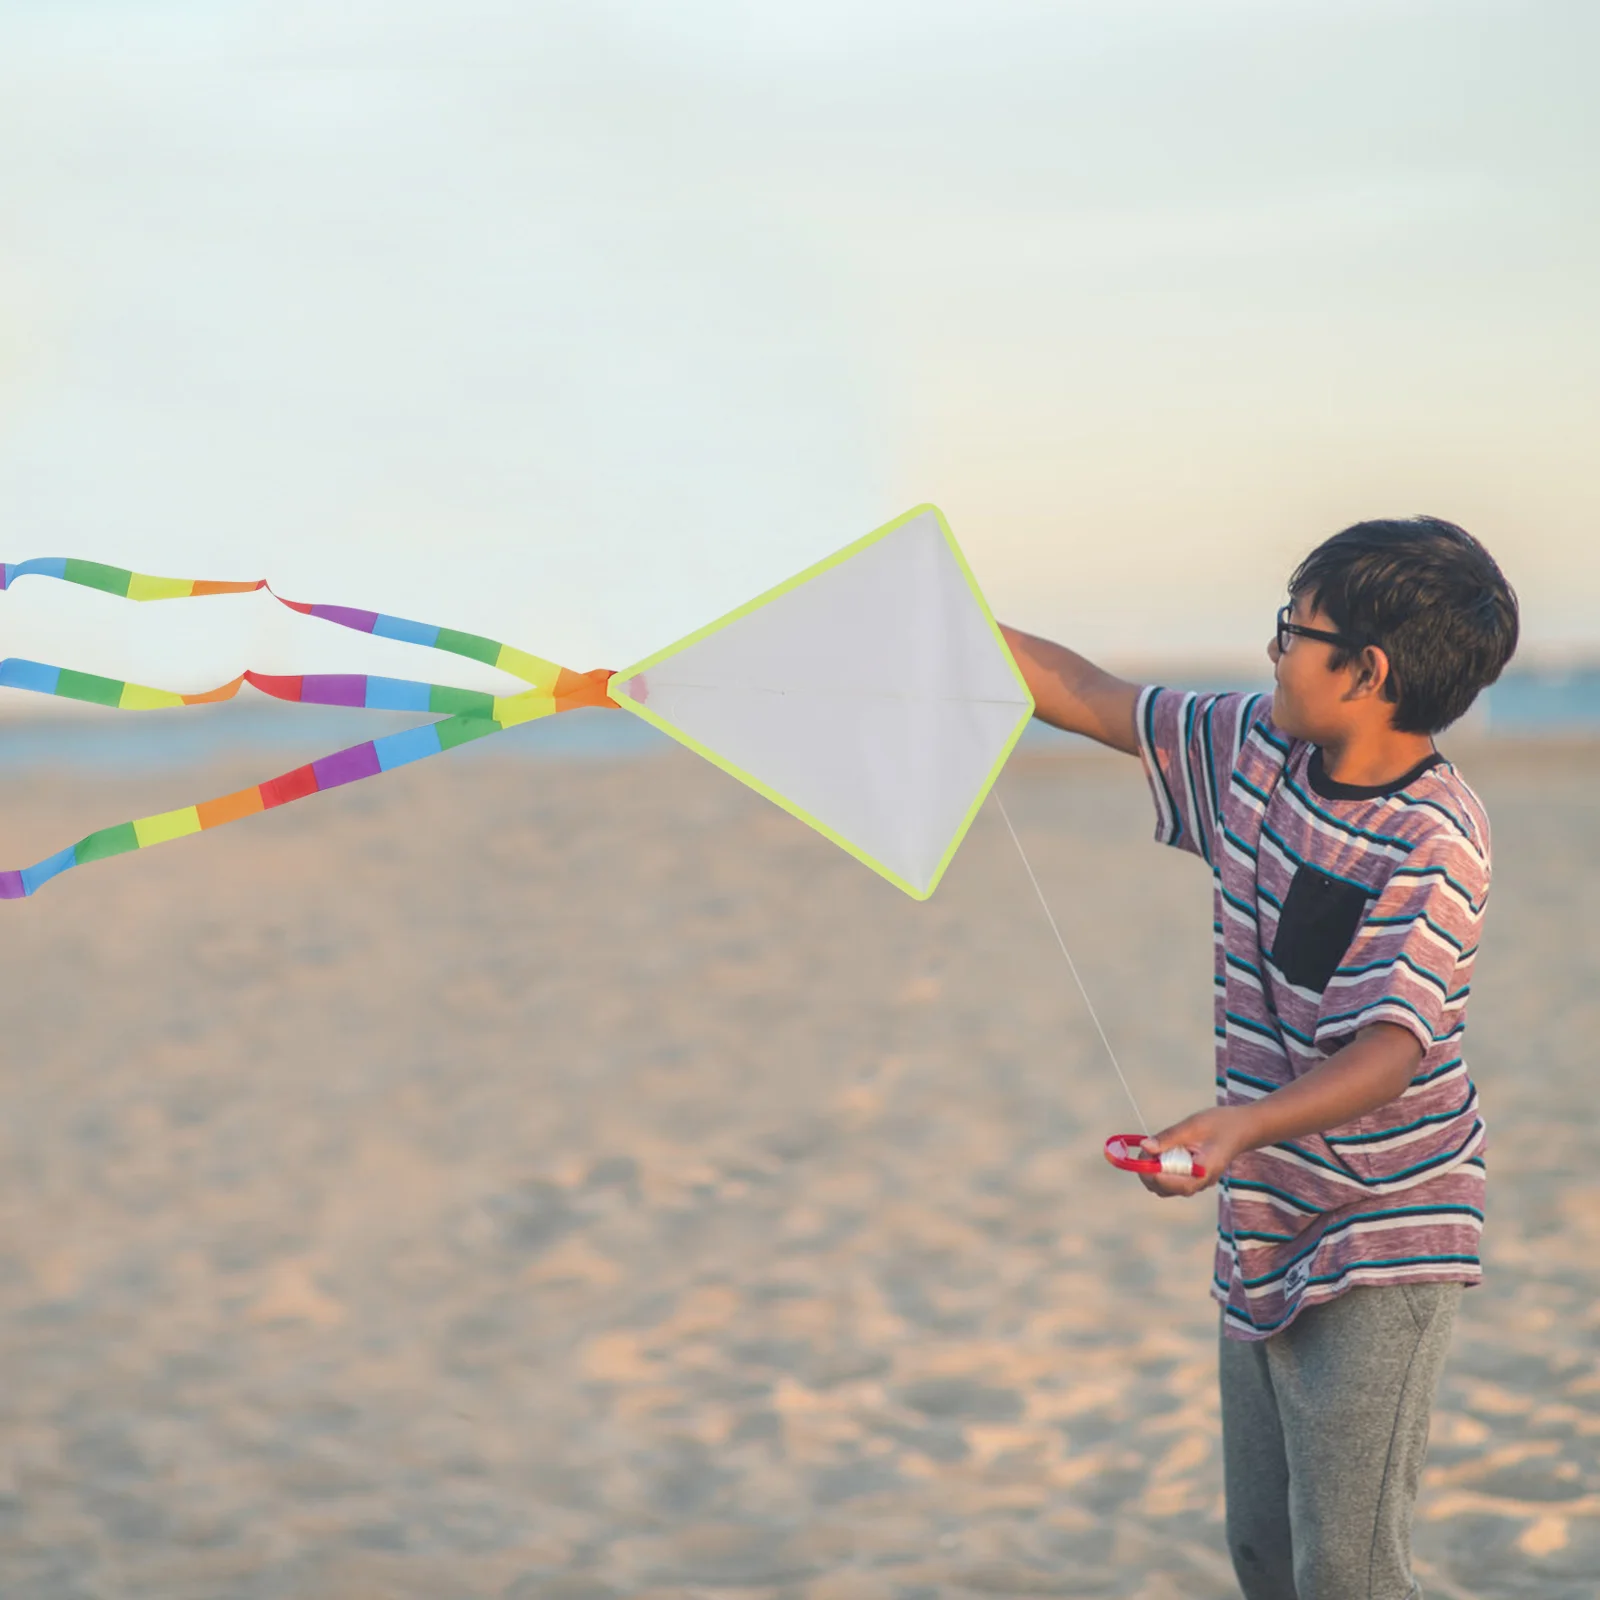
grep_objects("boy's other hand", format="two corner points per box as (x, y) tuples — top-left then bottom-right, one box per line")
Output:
(1138, 1106), (1256, 1198)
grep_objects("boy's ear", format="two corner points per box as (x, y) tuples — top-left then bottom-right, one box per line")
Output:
(1349, 644), (1391, 700)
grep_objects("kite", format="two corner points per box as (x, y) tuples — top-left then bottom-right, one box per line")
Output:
(0, 503), (1196, 1178)
(0, 504), (1191, 1175)
(0, 505), (1034, 903)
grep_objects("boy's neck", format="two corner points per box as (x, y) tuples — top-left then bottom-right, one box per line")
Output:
(1315, 725), (1437, 791)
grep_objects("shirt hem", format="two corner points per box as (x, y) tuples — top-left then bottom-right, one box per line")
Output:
(1215, 1266), (1482, 1341)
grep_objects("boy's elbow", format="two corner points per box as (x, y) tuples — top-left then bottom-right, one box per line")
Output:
(1360, 1022), (1425, 1097)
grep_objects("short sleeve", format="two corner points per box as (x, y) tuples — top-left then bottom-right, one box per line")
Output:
(1314, 830), (1489, 1054)
(1136, 687), (1265, 868)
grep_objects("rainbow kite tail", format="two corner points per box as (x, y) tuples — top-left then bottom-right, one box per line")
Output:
(0, 560), (618, 898)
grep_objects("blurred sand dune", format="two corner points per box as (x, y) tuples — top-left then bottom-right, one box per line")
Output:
(0, 738), (1595, 1598)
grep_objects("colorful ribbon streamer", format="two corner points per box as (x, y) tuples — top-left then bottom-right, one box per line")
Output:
(0, 559), (614, 898)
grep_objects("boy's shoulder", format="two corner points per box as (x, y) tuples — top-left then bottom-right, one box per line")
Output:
(1138, 687), (1491, 883)
(1143, 684), (1280, 760)
(1242, 698), (1493, 880)
(1395, 758), (1491, 866)
(1295, 738), (1493, 895)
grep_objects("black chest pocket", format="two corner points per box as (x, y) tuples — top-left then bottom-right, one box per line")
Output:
(1271, 865), (1371, 992)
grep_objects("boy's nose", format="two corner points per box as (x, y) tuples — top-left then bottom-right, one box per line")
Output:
(1267, 636), (1281, 666)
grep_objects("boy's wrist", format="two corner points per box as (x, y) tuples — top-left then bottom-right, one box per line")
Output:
(1227, 1101), (1275, 1158)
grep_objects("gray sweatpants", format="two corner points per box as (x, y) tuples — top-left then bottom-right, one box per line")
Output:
(1219, 1283), (1461, 1600)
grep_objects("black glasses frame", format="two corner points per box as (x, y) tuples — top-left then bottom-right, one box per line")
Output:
(1276, 603), (1357, 655)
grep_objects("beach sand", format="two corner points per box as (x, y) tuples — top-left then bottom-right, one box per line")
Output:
(0, 735), (1595, 1598)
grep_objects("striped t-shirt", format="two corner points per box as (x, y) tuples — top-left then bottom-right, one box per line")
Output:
(1137, 687), (1489, 1341)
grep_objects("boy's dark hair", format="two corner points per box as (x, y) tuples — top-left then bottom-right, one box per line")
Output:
(1289, 516), (1519, 735)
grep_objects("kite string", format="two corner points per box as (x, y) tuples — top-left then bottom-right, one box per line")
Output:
(993, 792), (1150, 1137)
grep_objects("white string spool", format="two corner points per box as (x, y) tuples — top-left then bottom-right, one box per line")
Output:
(1158, 1148), (1195, 1177)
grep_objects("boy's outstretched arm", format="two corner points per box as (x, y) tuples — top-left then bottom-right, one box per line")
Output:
(1000, 625), (1143, 756)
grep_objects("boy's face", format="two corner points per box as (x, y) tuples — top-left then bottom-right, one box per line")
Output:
(1266, 594), (1367, 743)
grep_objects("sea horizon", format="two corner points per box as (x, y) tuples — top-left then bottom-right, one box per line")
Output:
(0, 659), (1595, 774)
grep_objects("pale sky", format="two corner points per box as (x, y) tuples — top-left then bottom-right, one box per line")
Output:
(0, 0), (1595, 703)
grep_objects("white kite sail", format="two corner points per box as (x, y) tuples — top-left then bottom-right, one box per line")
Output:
(607, 505), (1034, 898)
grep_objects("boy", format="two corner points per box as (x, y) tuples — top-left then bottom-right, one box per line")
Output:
(1002, 517), (1519, 1600)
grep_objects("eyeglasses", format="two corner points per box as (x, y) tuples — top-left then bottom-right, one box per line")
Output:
(1276, 604), (1356, 655)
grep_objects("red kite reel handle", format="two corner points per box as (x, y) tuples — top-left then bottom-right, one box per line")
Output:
(1104, 1134), (1206, 1180)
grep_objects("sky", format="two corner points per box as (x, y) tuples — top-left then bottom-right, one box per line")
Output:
(0, 0), (1595, 704)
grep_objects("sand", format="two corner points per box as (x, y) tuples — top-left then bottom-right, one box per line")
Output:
(0, 733), (1595, 1599)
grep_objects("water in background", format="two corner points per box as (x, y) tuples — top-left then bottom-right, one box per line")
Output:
(1479, 665), (1600, 733)
(0, 666), (1595, 773)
